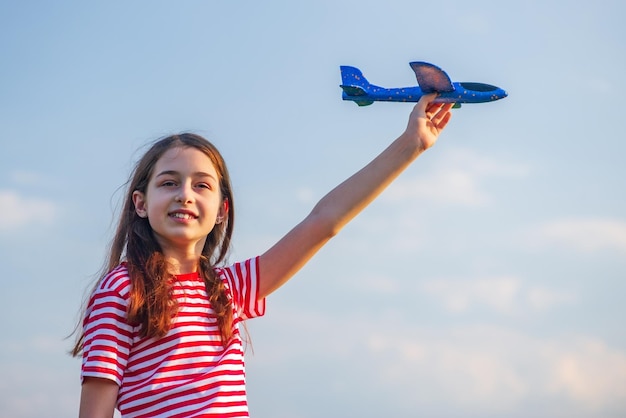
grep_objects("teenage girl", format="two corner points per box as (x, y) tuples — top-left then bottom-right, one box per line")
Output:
(72, 94), (453, 417)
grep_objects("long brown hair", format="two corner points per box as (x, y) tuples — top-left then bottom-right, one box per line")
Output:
(71, 133), (235, 356)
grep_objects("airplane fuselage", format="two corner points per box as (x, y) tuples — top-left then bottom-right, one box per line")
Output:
(342, 82), (507, 104)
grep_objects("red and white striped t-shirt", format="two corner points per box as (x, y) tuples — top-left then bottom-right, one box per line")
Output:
(81, 257), (265, 417)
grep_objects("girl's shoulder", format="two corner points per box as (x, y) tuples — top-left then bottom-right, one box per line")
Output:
(213, 257), (258, 281)
(214, 257), (265, 319)
(214, 257), (261, 295)
(96, 263), (131, 296)
(84, 264), (131, 315)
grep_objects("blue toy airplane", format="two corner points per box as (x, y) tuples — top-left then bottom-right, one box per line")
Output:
(340, 62), (507, 107)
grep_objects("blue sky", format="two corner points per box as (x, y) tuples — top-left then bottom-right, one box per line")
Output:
(1, 1), (625, 417)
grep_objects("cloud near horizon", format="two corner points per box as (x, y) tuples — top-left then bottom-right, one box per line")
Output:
(250, 309), (626, 415)
(0, 189), (58, 231)
(365, 324), (626, 413)
(528, 218), (626, 255)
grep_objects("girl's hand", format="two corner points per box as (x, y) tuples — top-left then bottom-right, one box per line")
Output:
(405, 93), (454, 151)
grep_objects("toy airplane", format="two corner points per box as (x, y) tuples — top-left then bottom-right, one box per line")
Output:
(340, 62), (507, 107)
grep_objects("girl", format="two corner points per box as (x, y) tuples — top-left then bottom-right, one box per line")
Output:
(72, 94), (453, 417)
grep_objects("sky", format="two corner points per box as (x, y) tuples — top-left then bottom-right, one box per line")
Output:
(1, 1), (625, 417)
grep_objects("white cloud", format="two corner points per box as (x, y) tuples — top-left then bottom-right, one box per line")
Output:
(420, 276), (576, 314)
(388, 167), (492, 206)
(531, 218), (626, 254)
(422, 276), (521, 313)
(526, 285), (578, 311)
(9, 170), (50, 186)
(0, 189), (58, 231)
(547, 338), (626, 407)
(384, 147), (529, 207)
(367, 327), (528, 409)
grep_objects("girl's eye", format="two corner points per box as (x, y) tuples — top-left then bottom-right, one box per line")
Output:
(196, 183), (211, 190)
(161, 181), (177, 187)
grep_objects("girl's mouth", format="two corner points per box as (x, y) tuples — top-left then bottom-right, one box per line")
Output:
(170, 212), (197, 220)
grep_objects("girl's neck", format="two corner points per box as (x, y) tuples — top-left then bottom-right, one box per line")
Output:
(158, 240), (207, 274)
(163, 251), (200, 275)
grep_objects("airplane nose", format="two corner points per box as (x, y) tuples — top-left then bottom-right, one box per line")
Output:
(489, 87), (508, 101)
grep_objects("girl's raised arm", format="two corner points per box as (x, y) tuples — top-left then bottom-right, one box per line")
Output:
(258, 94), (453, 299)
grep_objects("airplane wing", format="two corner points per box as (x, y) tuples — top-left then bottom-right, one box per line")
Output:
(409, 62), (455, 93)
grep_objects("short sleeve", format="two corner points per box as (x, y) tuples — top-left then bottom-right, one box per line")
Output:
(218, 256), (266, 320)
(81, 266), (134, 386)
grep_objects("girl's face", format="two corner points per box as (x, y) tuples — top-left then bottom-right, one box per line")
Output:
(132, 146), (227, 258)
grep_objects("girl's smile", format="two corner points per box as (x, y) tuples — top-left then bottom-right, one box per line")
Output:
(169, 209), (198, 221)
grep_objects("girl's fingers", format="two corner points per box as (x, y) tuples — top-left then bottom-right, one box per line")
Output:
(417, 93), (438, 113)
(426, 101), (443, 111)
(436, 109), (453, 129)
(425, 102), (453, 120)
(426, 103), (451, 124)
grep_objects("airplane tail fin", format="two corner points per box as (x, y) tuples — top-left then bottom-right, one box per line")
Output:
(340, 66), (374, 106)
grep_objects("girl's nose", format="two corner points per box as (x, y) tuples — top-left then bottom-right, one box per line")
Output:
(176, 183), (194, 203)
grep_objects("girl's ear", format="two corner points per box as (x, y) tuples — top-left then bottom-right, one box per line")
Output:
(216, 198), (229, 224)
(132, 191), (148, 218)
